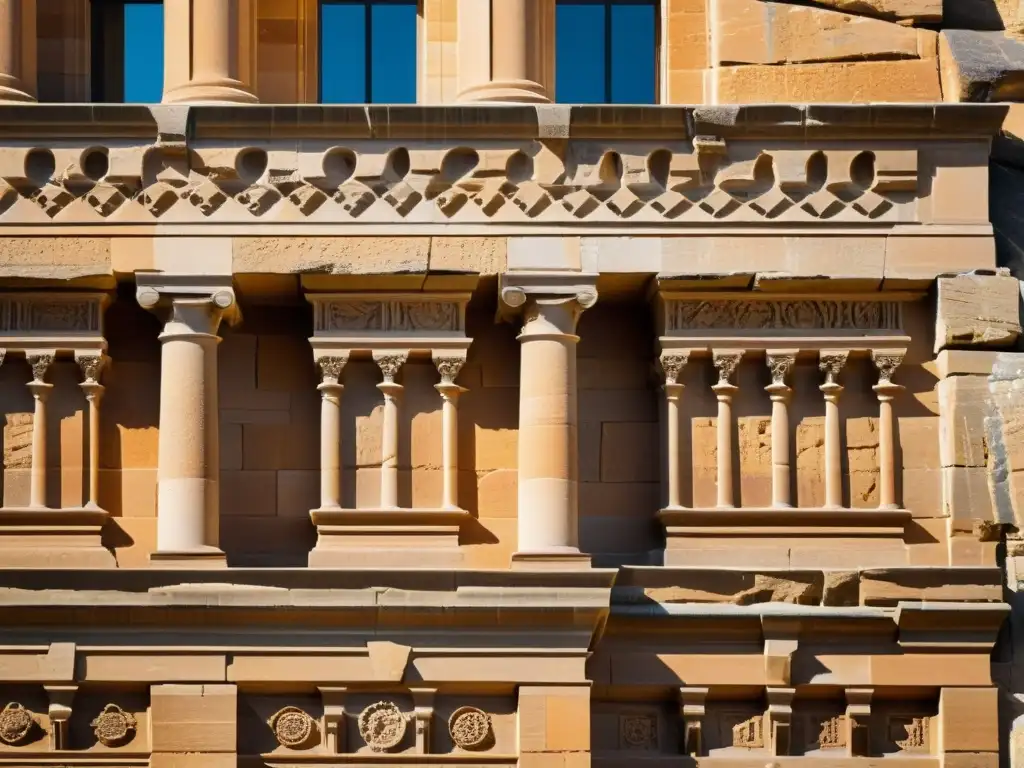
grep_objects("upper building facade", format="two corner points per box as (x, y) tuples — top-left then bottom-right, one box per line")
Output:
(0, 2), (1021, 768)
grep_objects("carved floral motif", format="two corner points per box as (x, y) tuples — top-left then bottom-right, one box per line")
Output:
(767, 353), (795, 386)
(375, 355), (407, 384)
(268, 706), (315, 748)
(872, 350), (905, 385)
(667, 300), (900, 332)
(435, 356), (465, 386)
(316, 355), (347, 384)
(77, 355), (105, 384)
(358, 701), (407, 752)
(713, 351), (743, 385)
(448, 706), (491, 750)
(819, 351), (849, 386)
(391, 302), (458, 332)
(27, 353), (53, 383)
(620, 714), (658, 751)
(91, 704), (136, 747)
(815, 715), (846, 750)
(0, 703), (34, 745)
(660, 353), (689, 385)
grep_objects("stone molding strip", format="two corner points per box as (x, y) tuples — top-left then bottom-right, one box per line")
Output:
(0, 104), (1008, 141)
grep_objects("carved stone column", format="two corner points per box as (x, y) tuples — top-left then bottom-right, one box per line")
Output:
(315, 356), (345, 511)
(712, 351), (743, 509)
(137, 277), (239, 567)
(76, 355), (106, 509)
(0, 0), (36, 102)
(872, 350), (905, 510)
(660, 352), (689, 510)
(162, 0), (258, 104)
(765, 351), (796, 509)
(500, 273), (597, 568)
(375, 353), (407, 510)
(26, 353), (53, 509)
(434, 355), (467, 510)
(456, 0), (553, 103)
(819, 351), (849, 509)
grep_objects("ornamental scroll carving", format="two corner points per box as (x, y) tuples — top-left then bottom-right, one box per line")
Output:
(314, 299), (462, 334)
(666, 300), (901, 333)
(0, 142), (918, 225)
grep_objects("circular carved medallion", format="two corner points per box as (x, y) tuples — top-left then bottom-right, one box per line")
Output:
(91, 704), (137, 747)
(0, 703), (33, 745)
(268, 706), (314, 748)
(357, 701), (406, 752)
(448, 706), (491, 750)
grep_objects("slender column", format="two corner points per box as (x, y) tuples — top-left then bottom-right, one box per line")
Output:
(0, 0), (36, 103)
(501, 279), (597, 561)
(375, 353), (407, 509)
(456, 0), (553, 103)
(162, 0), (258, 104)
(315, 356), (346, 511)
(819, 351), (849, 509)
(137, 282), (237, 562)
(434, 355), (467, 510)
(712, 351), (742, 509)
(872, 350), (905, 510)
(660, 352), (690, 510)
(76, 355), (106, 509)
(765, 351), (796, 509)
(26, 353), (53, 509)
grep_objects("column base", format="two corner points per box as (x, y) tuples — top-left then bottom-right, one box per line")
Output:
(0, 507), (116, 568)
(309, 507), (470, 568)
(511, 550), (592, 571)
(456, 79), (551, 104)
(0, 86), (35, 104)
(149, 547), (227, 569)
(162, 78), (258, 105)
(658, 507), (911, 568)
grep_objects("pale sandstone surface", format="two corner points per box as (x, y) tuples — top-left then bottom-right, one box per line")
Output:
(935, 271), (1022, 351)
(0, 237), (111, 282)
(801, 0), (941, 22)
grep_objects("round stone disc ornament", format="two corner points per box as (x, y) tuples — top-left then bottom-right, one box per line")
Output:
(448, 706), (491, 750)
(358, 701), (407, 752)
(91, 704), (137, 747)
(0, 703), (34, 745)
(268, 706), (314, 748)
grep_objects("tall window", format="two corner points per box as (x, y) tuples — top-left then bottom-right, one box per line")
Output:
(319, 0), (417, 103)
(555, 0), (657, 104)
(91, 0), (164, 102)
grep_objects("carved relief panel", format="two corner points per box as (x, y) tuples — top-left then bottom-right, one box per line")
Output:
(703, 703), (769, 755)
(590, 702), (677, 755)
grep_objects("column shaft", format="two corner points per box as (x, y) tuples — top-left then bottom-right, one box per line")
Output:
(316, 357), (345, 510)
(163, 0), (257, 103)
(660, 353), (689, 510)
(712, 352), (742, 509)
(77, 355), (106, 509)
(0, 0), (36, 103)
(766, 352), (795, 509)
(872, 350), (905, 510)
(375, 354), (406, 509)
(819, 351), (849, 509)
(27, 354), (53, 509)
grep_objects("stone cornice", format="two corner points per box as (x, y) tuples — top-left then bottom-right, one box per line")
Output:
(0, 103), (1008, 141)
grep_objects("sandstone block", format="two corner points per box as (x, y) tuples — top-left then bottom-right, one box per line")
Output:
(429, 237), (505, 274)
(801, 0), (940, 23)
(943, 466), (995, 528)
(233, 237), (430, 274)
(220, 471), (278, 517)
(151, 684), (237, 754)
(939, 687), (999, 752)
(938, 376), (991, 468)
(600, 422), (659, 483)
(715, 0), (921, 66)
(884, 236), (997, 287)
(935, 272), (1020, 351)
(940, 30), (1024, 103)
(0, 237), (112, 282)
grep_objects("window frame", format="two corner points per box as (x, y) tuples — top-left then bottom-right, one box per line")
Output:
(555, 0), (661, 105)
(318, 0), (419, 104)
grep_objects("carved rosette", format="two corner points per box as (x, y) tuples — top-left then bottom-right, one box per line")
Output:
(316, 355), (347, 386)
(375, 355), (407, 385)
(358, 701), (407, 752)
(712, 351), (742, 386)
(268, 706), (316, 748)
(766, 353), (795, 387)
(819, 351), (849, 387)
(91, 704), (137, 747)
(659, 353), (689, 386)
(0, 703), (35, 746)
(434, 356), (465, 387)
(620, 714), (658, 751)
(448, 706), (491, 750)
(27, 353), (54, 384)
(872, 350), (904, 385)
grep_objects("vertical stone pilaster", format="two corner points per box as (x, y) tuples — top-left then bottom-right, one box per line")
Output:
(314, 356), (346, 512)
(76, 354), (106, 510)
(434, 354), (467, 510)
(25, 352), (53, 509)
(660, 352), (689, 511)
(500, 273), (597, 569)
(137, 277), (240, 568)
(374, 352), (407, 510)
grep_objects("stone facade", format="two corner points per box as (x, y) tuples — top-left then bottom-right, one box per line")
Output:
(0, 1), (1023, 768)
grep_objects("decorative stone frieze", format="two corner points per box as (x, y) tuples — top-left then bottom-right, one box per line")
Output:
(91, 703), (136, 747)
(307, 291), (473, 568)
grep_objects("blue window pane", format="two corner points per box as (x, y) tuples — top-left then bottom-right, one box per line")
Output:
(321, 3), (368, 103)
(370, 2), (416, 102)
(556, 3), (606, 103)
(320, 1), (416, 104)
(123, 2), (164, 103)
(610, 3), (655, 103)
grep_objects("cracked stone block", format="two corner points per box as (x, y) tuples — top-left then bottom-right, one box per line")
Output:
(935, 272), (1021, 352)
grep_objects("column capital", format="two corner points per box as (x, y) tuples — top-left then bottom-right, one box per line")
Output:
(818, 349), (849, 387)
(499, 272), (598, 335)
(316, 355), (348, 386)
(712, 349), (744, 388)
(659, 351), (691, 386)
(75, 353), (107, 385)
(872, 348), (906, 386)
(136, 275), (240, 336)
